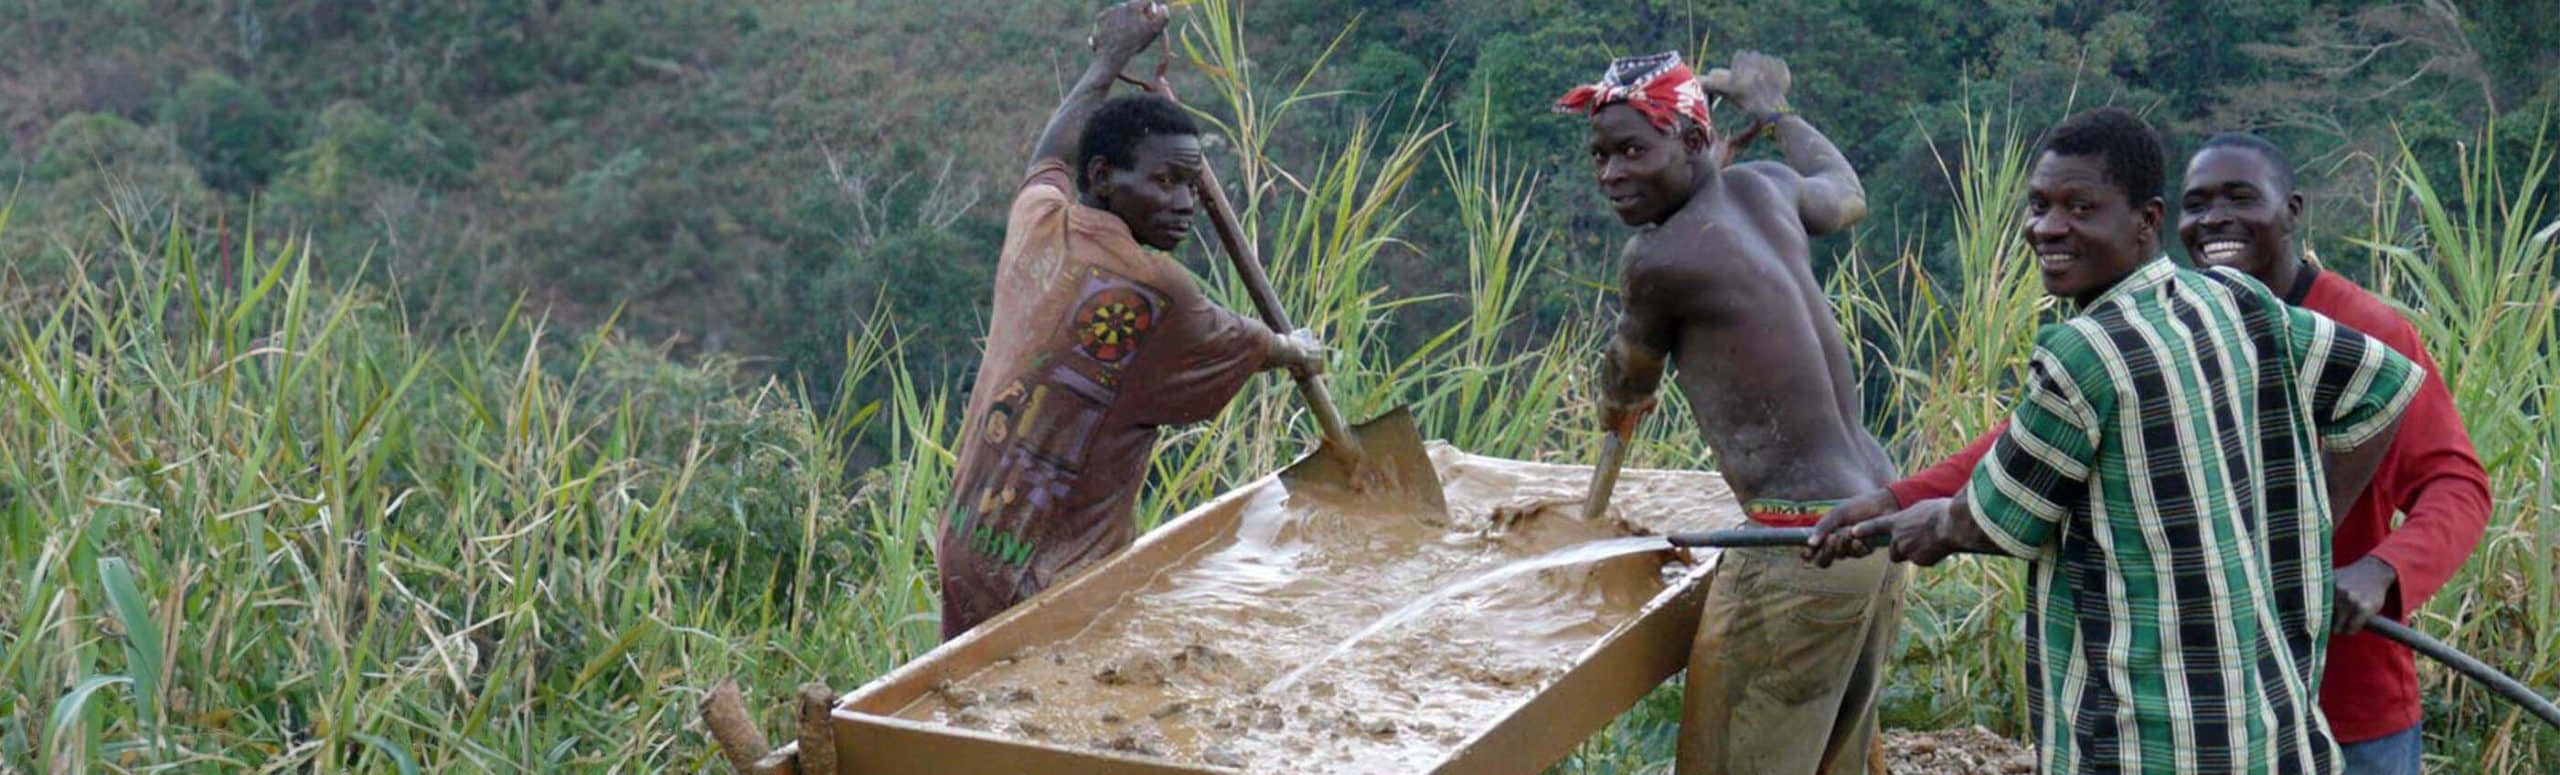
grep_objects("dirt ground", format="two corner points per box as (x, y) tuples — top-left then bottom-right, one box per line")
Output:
(1882, 726), (2036, 774)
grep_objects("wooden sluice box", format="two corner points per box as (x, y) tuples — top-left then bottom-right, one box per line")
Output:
(798, 444), (1745, 774)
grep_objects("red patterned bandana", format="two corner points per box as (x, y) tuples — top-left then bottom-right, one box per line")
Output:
(1553, 52), (1712, 135)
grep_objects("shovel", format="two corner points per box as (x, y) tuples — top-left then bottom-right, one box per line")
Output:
(1135, 71), (1446, 513)
(1579, 411), (1645, 523)
(1578, 433), (1630, 527)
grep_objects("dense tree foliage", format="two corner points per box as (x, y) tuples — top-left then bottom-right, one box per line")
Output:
(3, 0), (2549, 416)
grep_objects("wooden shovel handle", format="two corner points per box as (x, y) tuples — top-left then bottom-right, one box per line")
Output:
(1581, 432), (1628, 523)
(1142, 76), (1362, 459)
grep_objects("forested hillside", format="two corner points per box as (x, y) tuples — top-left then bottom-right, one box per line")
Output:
(7, 2), (2558, 770)
(6, 0), (2551, 410)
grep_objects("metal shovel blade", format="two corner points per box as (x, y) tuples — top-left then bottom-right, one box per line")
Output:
(1277, 405), (1448, 513)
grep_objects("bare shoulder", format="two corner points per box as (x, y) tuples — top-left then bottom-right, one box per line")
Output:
(1617, 215), (1734, 319)
(1718, 161), (1803, 198)
(1621, 221), (1712, 286)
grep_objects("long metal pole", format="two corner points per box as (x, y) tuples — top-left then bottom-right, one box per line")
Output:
(2367, 618), (2560, 730)
(1664, 527), (2560, 731)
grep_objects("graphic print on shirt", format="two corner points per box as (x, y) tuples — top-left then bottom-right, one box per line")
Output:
(1075, 285), (1155, 366)
(949, 268), (1168, 569)
(1066, 269), (1161, 386)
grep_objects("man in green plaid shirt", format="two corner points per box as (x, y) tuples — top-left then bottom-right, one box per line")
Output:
(1811, 108), (2420, 774)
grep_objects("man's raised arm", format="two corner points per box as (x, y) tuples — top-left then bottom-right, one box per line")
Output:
(1028, 1), (1168, 175)
(1705, 52), (1867, 235)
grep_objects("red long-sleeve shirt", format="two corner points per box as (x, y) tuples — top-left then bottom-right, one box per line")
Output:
(1888, 266), (2491, 743)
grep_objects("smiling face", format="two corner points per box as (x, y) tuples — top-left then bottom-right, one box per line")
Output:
(1586, 104), (1708, 227)
(2178, 146), (2302, 283)
(1086, 133), (1203, 251)
(2022, 151), (2164, 304)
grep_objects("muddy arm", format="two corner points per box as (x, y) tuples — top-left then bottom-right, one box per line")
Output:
(1029, 2), (1169, 173)
(1705, 52), (1866, 235)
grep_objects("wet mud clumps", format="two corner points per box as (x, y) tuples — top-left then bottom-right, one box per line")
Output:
(1883, 726), (2036, 774)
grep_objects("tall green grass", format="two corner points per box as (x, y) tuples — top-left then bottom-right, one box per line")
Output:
(0, 202), (984, 770)
(1829, 104), (2048, 732)
(2356, 129), (2560, 770)
(3, 5), (2552, 772)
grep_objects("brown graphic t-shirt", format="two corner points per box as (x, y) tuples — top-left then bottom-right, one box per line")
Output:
(937, 160), (1277, 639)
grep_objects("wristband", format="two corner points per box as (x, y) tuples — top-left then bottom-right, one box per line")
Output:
(1748, 107), (1795, 140)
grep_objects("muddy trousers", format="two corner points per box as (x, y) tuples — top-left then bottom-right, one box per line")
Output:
(1676, 547), (1907, 775)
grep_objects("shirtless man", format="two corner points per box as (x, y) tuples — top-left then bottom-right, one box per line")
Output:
(1557, 51), (1901, 774)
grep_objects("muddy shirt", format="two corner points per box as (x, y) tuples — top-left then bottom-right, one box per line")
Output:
(937, 160), (1274, 639)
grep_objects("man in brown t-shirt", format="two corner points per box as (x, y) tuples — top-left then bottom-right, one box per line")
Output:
(937, 0), (1323, 639)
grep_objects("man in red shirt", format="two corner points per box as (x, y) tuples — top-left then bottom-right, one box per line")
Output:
(1822, 134), (2489, 774)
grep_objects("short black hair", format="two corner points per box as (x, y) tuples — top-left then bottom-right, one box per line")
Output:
(1076, 95), (1200, 189)
(2044, 107), (2165, 205)
(2196, 132), (2296, 194)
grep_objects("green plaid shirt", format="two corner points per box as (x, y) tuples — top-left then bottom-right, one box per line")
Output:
(1967, 259), (2422, 775)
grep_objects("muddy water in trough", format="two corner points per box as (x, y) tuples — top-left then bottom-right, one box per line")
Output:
(896, 452), (1736, 773)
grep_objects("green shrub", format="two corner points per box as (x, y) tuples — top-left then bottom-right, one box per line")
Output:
(159, 70), (296, 194)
